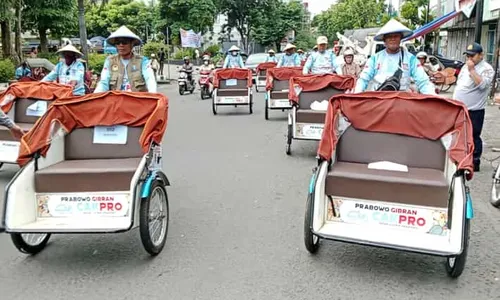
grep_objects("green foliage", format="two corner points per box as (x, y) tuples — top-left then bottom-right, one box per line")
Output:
(85, 0), (153, 39)
(174, 48), (195, 59)
(23, 0), (77, 38)
(252, 0), (304, 48)
(88, 53), (107, 73)
(204, 44), (220, 56)
(143, 42), (167, 57)
(0, 59), (15, 82)
(37, 52), (60, 65)
(312, 0), (385, 39)
(294, 29), (316, 51)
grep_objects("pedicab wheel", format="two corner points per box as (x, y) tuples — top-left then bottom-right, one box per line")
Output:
(304, 194), (320, 254)
(286, 124), (292, 155)
(264, 100), (269, 120)
(139, 180), (169, 256)
(445, 219), (470, 278)
(255, 85), (259, 93)
(490, 164), (500, 207)
(212, 97), (217, 115)
(11, 233), (51, 255)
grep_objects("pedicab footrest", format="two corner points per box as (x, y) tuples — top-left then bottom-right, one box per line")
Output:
(325, 162), (449, 207)
(35, 158), (141, 193)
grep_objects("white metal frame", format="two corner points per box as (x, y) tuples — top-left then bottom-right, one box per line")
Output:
(266, 90), (292, 110)
(213, 88), (252, 106)
(289, 106), (325, 141)
(0, 102), (21, 164)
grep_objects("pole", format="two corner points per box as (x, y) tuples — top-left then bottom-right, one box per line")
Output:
(166, 27), (171, 81)
(475, 0), (484, 43)
(422, 0), (431, 50)
(489, 11), (500, 100)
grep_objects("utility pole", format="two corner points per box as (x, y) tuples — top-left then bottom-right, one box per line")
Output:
(433, 0), (442, 55)
(489, 11), (500, 100)
(475, 0), (484, 43)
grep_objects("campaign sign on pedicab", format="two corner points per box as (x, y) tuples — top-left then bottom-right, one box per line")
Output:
(26, 101), (48, 117)
(93, 125), (128, 144)
(217, 97), (246, 104)
(327, 198), (449, 236)
(37, 193), (130, 217)
(0, 141), (20, 162)
(299, 124), (324, 139)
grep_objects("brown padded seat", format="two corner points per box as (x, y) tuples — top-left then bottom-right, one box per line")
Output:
(272, 80), (289, 91)
(35, 158), (141, 192)
(296, 110), (325, 124)
(217, 89), (249, 97)
(14, 98), (50, 124)
(325, 162), (449, 207)
(219, 79), (248, 89)
(270, 91), (288, 99)
(0, 123), (33, 141)
(326, 127), (449, 207)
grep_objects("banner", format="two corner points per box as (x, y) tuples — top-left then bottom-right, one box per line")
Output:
(37, 193), (130, 217)
(455, 0), (477, 18)
(490, 0), (500, 11)
(180, 28), (203, 48)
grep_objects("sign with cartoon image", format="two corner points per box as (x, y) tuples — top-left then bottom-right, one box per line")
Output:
(326, 198), (449, 236)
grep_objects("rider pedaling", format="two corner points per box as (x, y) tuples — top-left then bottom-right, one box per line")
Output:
(302, 36), (338, 75)
(266, 49), (278, 63)
(94, 25), (157, 93)
(223, 45), (245, 68)
(277, 43), (301, 67)
(354, 19), (435, 94)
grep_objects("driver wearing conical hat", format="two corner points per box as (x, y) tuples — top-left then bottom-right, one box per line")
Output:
(277, 43), (301, 67)
(265, 49), (278, 63)
(41, 44), (86, 95)
(94, 25), (157, 93)
(354, 19), (435, 94)
(223, 45), (245, 68)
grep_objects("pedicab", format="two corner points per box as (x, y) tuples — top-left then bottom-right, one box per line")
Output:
(212, 68), (253, 115)
(0, 81), (72, 170)
(264, 66), (302, 120)
(255, 62), (277, 92)
(305, 92), (475, 278)
(1, 91), (170, 256)
(27, 58), (55, 81)
(286, 74), (355, 155)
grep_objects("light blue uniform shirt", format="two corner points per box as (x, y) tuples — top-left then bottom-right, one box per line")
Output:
(223, 54), (244, 68)
(15, 67), (31, 79)
(277, 53), (301, 67)
(265, 55), (278, 63)
(42, 60), (85, 96)
(302, 51), (338, 75)
(354, 49), (435, 95)
(94, 56), (157, 93)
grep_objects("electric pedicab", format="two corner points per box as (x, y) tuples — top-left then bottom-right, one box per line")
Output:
(305, 92), (475, 278)
(212, 68), (253, 115)
(264, 67), (303, 120)
(255, 62), (277, 93)
(0, 82), (73, 170)
(1, 91), (171, 256)
(286, 74), (355, 155)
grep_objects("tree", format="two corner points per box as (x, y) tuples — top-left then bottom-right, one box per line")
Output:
(0, 0), (14, 59)
(312, 0), (385, 40)
(252, 0), (304, 50)
(23, 0), (77, 52)
(218, 0), (271, 51)
(158, 0), (217, 45)
(86, 0), (154, 40)
(78, 0), (89, 60)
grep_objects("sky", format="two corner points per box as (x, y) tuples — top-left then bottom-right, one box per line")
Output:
(306, 0), (337, 17)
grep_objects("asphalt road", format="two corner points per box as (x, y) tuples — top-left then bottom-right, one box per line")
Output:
(0, 83), (499, 300)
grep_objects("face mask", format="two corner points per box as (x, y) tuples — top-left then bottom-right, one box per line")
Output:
(231, 51), (237, 56)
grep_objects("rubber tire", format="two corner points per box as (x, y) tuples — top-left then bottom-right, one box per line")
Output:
(255, 85), (259, 93)
(286, 124), (292, 155)
(249, 94), (253, 114)
(491, 165), (500, 207)
(212, 96), (217, 115)
(265, 99), (269, 120)
(0, 163), (4, 170)
(179, 85), (185, 95)
(304, 194), (320, 254)
(200, 87), (205, 100)
(11, 233), (51, 255)
(139, 180), (169, 256)
(445, 218), (470, 278)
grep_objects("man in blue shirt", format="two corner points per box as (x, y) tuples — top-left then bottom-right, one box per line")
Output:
(277, 43), (301, 67)
(94, 25), (157, 93)
(354, 19), (435, 95)
(41, 44), (85, 95)
(265, 49), (278, 63)
(223, 45), (245, 68)
(15, 61), (31, 79)
(302, 36), (337, 74)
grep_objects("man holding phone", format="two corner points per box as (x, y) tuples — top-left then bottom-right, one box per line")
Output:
(453, 43), (494, 172)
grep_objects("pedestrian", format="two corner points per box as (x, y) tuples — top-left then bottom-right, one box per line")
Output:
(354, 19), (435, 94)
(150, 53), (160, 80)
(453, 42), (494, 172)
(29, 47), (37, 58)
(158, 48), (166, 76)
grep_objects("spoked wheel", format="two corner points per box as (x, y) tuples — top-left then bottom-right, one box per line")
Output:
(286, 124), (292, 155)
(304, 194), (320, 254)
(445, 219), (470, 278)
(139, 180), (169, 256)
(264, 99), (269, 120)
(11, 233), (51, 255)
(490, 164), (500, 207)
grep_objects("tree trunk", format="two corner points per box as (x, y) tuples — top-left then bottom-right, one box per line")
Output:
(15, 0), (22, 60)
(38, 27), (48, 52)
(78, 0), (89, 60)
(0, 20), (12, 58)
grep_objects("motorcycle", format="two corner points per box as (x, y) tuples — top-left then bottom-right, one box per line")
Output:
(198, 70), (212, 100)
(178, 69), (195, 95)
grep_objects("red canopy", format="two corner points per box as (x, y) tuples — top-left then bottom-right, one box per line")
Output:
(317, 91), (474, 179)
(256, 62), (277, 75)
(0, 81), (73, 113)
(18, 91), (169, 166)
(288, 74), (355, 104)
(266, 67), (303, 91)
(213, 68), (252, 88)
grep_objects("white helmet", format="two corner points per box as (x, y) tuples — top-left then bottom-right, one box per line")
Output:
(416, 51), (428, 59)
(343, 49), (354, 56)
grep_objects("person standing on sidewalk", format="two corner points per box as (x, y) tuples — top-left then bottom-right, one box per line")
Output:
(158, 48), (166, 76)
(453, 42), (495, 172)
